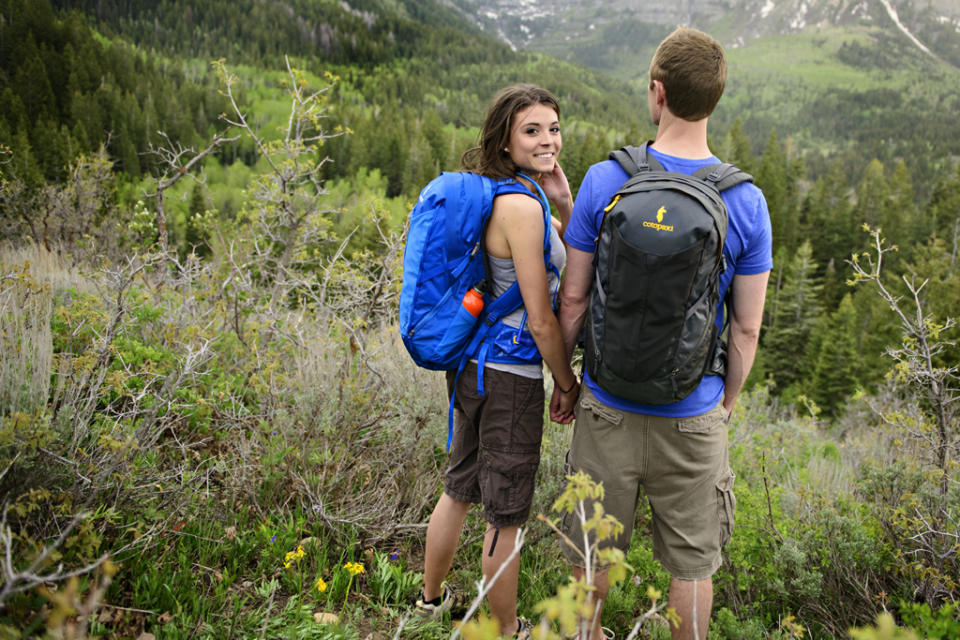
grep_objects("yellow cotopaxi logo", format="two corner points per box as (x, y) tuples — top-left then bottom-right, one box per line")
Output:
(643, 205), (674, 232)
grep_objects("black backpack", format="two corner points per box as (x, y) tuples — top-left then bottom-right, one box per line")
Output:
(584, 142), (752, 404)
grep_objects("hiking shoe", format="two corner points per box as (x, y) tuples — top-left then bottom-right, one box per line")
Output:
(515, 616), (533, 639)
(414, 583), (458, 618)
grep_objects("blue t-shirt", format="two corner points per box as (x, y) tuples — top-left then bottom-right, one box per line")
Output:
(566, 147), (773, 417)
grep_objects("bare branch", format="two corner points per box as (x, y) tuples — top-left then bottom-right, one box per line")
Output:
(141, 129), (239, 252)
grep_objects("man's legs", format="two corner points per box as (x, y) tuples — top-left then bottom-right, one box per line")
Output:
(483, 524), (522, 636)
(567, 569), (711, 640)
(571, 566), (609, 639)
(667, 577), (712, 640)
(643, 402), (729, 640)
(423, 492), (471, 601)
(562, 387), (640, 639)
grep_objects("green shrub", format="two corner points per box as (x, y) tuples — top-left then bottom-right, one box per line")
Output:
(898, 602), (960, 639)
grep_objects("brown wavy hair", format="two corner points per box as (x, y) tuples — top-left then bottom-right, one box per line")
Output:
(460, 84), (561, 179)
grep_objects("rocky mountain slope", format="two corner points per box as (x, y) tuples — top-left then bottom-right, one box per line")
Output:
(445, 0), (960, 72)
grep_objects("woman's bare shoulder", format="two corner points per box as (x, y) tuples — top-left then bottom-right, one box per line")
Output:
(491, 192), (543, 221)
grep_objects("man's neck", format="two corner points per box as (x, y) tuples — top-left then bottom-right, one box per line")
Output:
(649, 115), (712, 159)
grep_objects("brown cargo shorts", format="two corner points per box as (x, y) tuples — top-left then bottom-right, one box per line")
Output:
(561, 385), (735, 580)
(444, 362), (545, 528)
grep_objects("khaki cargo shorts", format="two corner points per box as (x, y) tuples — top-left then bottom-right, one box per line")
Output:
(444, 362), (545, 528)
(561, 385), (735, 580)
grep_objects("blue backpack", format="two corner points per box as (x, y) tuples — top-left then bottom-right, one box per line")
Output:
(399, 171), (555, 446)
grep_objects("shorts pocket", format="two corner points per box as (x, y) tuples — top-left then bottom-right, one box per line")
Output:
(480, 448), (539, 517)
(716, 468), (736, 547)
(509, 375), (545, 447)
(677, 402), (726, 434)
(579, 395), (623, 426)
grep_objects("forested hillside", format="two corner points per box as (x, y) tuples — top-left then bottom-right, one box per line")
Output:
(1, 0), (958, 638)
(455, 0), (960, 197)
(9, 0), (643, 187)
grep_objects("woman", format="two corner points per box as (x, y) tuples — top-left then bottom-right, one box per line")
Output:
(416, 84), (580, 637)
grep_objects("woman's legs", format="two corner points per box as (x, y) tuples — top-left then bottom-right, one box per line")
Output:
(426, 365), (542, 634)
(482, 524), (521, 635)
(423, 492), (471, 601)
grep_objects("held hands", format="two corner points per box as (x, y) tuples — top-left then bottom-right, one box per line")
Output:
(537, 161), (576, 424)
(549, 377), (580, 424)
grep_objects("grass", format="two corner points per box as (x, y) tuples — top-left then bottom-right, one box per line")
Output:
(0, 267), (51, 415)
(0, 244), (628, 637)
(725, 28), (938, 89)
(1, 242), (958, 638)
(0, 242), (576, 637)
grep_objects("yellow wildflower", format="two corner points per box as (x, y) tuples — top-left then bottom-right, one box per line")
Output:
(284, 545), (306, 569)
(315, 577), (327, 593)
(343, 561), (365, 576)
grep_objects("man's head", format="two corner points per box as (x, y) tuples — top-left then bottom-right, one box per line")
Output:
(648, 27), (726, 122)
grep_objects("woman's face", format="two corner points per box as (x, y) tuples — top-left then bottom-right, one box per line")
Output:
(505, 103), (561, 175)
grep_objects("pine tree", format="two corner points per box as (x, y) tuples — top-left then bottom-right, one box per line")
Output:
(381, 130), (407, 198)
(184, 183), (211, 258)
(721, 117), (754, 175)
(7, 128), (43, 187)
(420, 109), (449, 171)
(113, 120), (140, 176)
(564, 127), (608, 196)
(756, 129), (793, 254)
(402, 129), (436, 197)
(854, 159), (890, 232)
(884, 160), (915, 254)
(31, 117), (68, 181)
(922, 164), (960, 249)
(763, 240), (823, 399)
(903, 237), (960, 368)
(806, 293), (861, 417)
(0, 88), (29, 144)
(14, 34), (57, 124)
(800, 159), (855, 308)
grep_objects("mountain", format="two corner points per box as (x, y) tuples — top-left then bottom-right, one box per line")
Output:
(445, 0), (960, 190)
(446, 0), (960, 73)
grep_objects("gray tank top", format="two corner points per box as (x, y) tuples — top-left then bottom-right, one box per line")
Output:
(480, 222), (566, 379)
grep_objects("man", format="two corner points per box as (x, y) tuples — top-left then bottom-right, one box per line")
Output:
(550, 27), (772, 640)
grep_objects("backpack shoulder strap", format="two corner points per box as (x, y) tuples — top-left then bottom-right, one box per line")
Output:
(495, 173), (553, 263)
(692, 163), (754, 192)
(609, 141), (663, 176)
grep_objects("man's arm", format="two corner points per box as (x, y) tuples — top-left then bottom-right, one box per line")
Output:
(723, 271), (770, 415)
(549, 246), (595, 422)
(558, 247), (594, 358)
